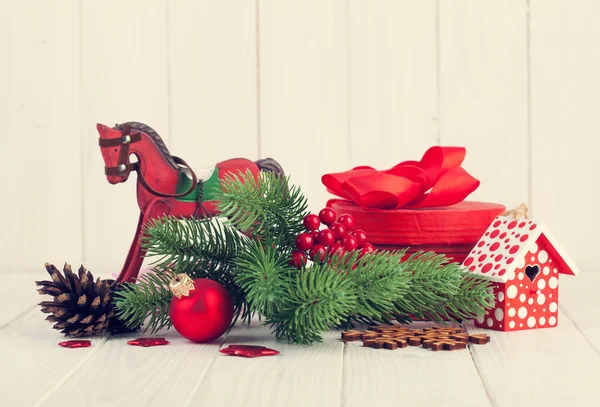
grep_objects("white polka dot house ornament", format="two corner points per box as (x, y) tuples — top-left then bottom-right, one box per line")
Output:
(461, 214), (579, 332)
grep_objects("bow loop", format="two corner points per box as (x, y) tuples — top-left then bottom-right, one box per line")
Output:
(321, 146), (479, 209)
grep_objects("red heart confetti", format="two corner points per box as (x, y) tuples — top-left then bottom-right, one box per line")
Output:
(127, 337), (170, 347)
(220, 345), (268, 354)
(58, 340), (91, 348)
(220, 344), (279, 358)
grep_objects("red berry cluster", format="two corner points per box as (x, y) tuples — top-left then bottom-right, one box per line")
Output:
(290, 208), (375, 269)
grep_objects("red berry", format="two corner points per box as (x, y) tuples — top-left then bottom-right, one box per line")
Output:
(362, 243), (376, 253)
(319, 208), (337, 226)
(350, 229), (368, 248)
(310, 230), (320, 241)
(290, 251), (307, 269)
(337, 214), (355, 230)
(329, 222), (347, 240)
(341, 235), (358, 251)
(328, 243), (345, 256)
(295, 233), (314, 251)
(303, 214), (321, 231)
(309, 245), (327, 262)
(316, 229), (335, 247)
(328, 244), (345, 263)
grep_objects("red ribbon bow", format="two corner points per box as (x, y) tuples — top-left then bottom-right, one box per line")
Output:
(322, 146), (480, 209)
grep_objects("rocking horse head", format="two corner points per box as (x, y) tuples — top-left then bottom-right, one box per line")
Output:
(96, 123), (139, 184)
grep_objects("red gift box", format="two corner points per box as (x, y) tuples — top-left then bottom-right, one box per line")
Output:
(323, 147), (505, 262)
(328, 200), (505, 262)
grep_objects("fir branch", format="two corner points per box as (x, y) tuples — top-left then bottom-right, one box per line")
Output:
(259, 250), (494, 345)
(345, 250), (412, 322)
(142, 216), (245, 274)
(215, 170), (309, 248)
(233, 238), (290, 317)
(443, 273), (495, 321)
(269, 264), (358, 345)
(113, 270), (173, 333)
(393, 251), (464, 322)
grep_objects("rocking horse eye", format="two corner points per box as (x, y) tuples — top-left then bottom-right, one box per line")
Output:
(114, 148), (118, 152)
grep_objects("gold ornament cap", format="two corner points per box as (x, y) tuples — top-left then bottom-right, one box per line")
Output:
(169, 273), (195, 299)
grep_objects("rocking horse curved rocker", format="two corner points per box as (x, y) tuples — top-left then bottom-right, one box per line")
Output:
(97, 121), (283, 285)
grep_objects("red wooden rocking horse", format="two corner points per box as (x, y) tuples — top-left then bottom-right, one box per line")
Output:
(96, 121), (283, 285)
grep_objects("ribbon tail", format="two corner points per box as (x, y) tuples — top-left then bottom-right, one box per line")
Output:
(407, 167), (480, 208)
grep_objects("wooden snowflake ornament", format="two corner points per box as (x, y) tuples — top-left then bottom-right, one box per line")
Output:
(462, 216), (579, 331)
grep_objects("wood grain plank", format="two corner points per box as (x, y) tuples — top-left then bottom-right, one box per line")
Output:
(438, 2), (529, 207)
(0, 1), (82, 270)
(0, 271), (42, 327)
(258, 0), (349, 212)
(348, 0), (438, 168)
(81, 0), (170, 274)
(529, 0), (600, 270)
(168, 0), (258, 169)
(37, 329), (224, 407)
(343, 322), (491, 407)
(187, 323), (344, 407)
(466, 315), (600, 405)
(559, 272), (600, 353)
(0, 307), (108, 406)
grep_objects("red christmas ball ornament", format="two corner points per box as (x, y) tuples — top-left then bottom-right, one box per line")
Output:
(341, 235), (359, 252)
(169, 274), (234, 343)
(295, 232), (314, 251)
(329, 222), (347, 240)
(290, 250), (307, 269)
(319, 208), (337, 226)
(337, 214), (355, 231)
(316, 229), (335, 247)
(309, 244), (327, 262)
(350, 229), (368, 248)
(303, 214), (321, 231)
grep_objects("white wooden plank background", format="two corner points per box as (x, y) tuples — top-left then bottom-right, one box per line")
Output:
(348, 0), (439, 168)
(529, 0), (600, 270)
(259, 0), (350, 212)
(344, 322), (491, 407)
(1, 0), (598, 272)
(438, 1), (529, 209)
(168, 0), (258, 166)
(0, 0), (82, 270)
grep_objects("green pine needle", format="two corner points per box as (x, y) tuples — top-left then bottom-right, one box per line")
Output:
(233, 238), (290, 317)
(214, 170), (309, 248)
(142, 216), (244, 274)
(113, 270), (173, 334)
(269, 264), (358, 345)
(345, 250), (412, 322)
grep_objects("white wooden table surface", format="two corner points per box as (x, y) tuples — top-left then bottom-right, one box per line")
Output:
(1, 271), (598, 407)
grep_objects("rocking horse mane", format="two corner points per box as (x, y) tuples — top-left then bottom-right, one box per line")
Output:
(113, 121), (179, 170)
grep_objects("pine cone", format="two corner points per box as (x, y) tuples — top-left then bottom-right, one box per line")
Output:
(36, 263), (117, 337)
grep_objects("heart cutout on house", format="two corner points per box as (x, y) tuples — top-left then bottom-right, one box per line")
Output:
(525, 265), (540, 282)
